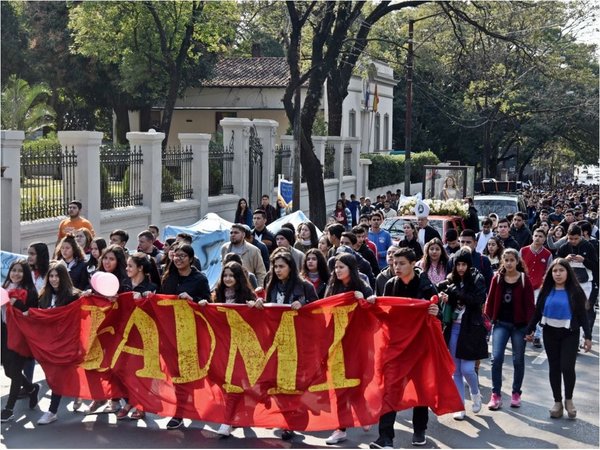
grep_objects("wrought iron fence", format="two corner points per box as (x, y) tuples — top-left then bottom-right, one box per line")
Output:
(324, 143), (335, 179)
(161, 145), (193, 202)
(20, 145), (77, 221)
(99, 144), (143, 209)
(209, 132), (234, 196)
(273, 144), (292, 186)
(343, 143), (353, 176)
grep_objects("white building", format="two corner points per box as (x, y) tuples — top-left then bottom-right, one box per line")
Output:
(139, 56), (394, 151)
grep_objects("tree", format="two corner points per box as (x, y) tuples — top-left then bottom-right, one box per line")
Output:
(1, 1), (30, 86)
(1, 75), (56, 137)
(69, 1), (238, 146)
(283, 1), (426, 228)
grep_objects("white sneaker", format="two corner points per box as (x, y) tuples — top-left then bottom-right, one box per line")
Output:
(453, 411), (466, 420)
(217, 424), (232, 436)
(326, 429), (347, 445)
(472, 393), (482, 413)
(37, 411), (58, 425)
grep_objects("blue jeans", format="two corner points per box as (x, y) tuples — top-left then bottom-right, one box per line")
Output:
(491, 321), (527, 395)
(449, 323), (479, 404)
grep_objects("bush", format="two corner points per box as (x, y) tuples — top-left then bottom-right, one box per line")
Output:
(22, 132), (60, 153)
(363, 150), (440, 190)
(100, 163), (113, 209)
(121, 166), (183, 202)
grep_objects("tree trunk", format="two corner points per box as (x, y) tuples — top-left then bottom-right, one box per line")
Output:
(139, 105), (152, 131)
(327, 74), (346, 136)
(113, 102), (130, 145)
(160, 72), (180, 149)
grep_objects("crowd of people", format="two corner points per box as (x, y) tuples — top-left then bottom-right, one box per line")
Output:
(1, 184), (597, 447)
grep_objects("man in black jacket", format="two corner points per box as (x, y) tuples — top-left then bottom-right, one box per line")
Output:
(351, 226), (380, 276)
(369, 247), (439, 448)
(557, 224), (597, 302)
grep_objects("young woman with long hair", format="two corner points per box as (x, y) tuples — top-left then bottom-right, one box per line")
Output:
(399, 221), (423, 260)
(97, 244), (132, 294)
(300, 248), (330, 299)
(484, 248), (535, 410)
(54, 234), (89, 290)
(27, 242), (50, 293)
(438, 249), (488, 420)
(525, 259), (592, 419)
(234, 198), (253, 227)
(211, 261), (257, 436)
(483, 236), (504, 272)
(294, 221), (320, 254)
(74, 228), (93, 257)
(1, 260), (40, 423)
(159, 243), (211, 430)
(36, 262), (81, 425)
(86, 237), (107, 276)
(415, 238), (448, 285)
(332, 199), (351, 231)
(323, 253), (376, 445)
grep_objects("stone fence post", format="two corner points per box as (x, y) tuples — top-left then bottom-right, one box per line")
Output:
(178, 133), (212, 218)
(220, 118), (252, 200)
(127, 130), (165, 227)
(252, 119), (279, 201)
(1, 130), (25, 252)
(58, 131), (103, 232)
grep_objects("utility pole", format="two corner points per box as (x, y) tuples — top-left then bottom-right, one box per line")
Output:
(404, 19), (414, 196)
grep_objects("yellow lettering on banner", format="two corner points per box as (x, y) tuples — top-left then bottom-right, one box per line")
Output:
(308, 304), (360, 392)
(110, 307), (164, 379)
(157, 299), (215, 383)
(218, 308), (301, 395)
(80, 302), (118, 371)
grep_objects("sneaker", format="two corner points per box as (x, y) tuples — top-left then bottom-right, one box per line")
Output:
(72, 398), (83, 412)
(533, 337), (542, 348)
(510, 392), (521, 408)
(453, 411), (466, 420)
(116, 404), (132, 420)
(103, 400), (120, 413)
(412, 430), (427, 446)
(18, 387), (29, 399)
(487, 393), (502, 410)
(37, 411), (58, 425)
(166, 417), (183, 429)
(0, 409), (14, 423)
(281, 429), (295, 441)
(362, 425), (372, 432)
(217, 424), (232, 436)
(130, 409), (146, 420)
(28, 383), (40, 409)
(86, 400), (107, 414)
(369, 439), (394, 449)
(326, 429), (347, 445)
(472, 393), (482, 413)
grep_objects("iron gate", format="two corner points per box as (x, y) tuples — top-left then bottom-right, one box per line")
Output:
(248, 125), (263, 210)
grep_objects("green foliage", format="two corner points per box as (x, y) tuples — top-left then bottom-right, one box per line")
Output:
(208, 137), (224, 195)
(363, 151), (440, 189)
(100, 164), (113, 209)
(22, 132), (60, 153)
(1, 75), (56, 136)
(161, 167), (182, 202)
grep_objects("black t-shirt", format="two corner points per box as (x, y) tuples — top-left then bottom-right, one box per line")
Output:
(498, 280), (517, 323)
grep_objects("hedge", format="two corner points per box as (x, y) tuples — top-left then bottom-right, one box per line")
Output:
(362, 151), (440, 190)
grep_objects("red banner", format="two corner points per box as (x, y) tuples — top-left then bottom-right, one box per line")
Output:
(7, 292), (462, 430)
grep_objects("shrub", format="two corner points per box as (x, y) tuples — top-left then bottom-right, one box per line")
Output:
(363, 150), (440, 190)
(100, 163), (113, 209)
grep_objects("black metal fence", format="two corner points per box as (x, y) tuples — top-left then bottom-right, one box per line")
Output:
(20, 145), (77, 221)
(209, 134), (234, 196)
(99, 144), (143, 209)
(343, 143), (353, 176)
(324, 143), (335, 179)
(273, 144), (292, 186)
(161, 145), (193, 202)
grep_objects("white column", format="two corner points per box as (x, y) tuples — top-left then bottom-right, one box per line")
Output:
(220, 118), (252, 199)
(327, 136), (344, 199)
(252, 119), (279, 200)
(126, 130), (165, 227)
(58, 131), (103, 231)
(1, 130), (25, 252)
(358, 158), (372, 196)
(279, 135), (295, 182)
(312, 136), (327, 172)
(346, 137), (361, 178)
(179, 133), (212, 218)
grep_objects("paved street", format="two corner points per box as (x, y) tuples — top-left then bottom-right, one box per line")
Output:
(1, 319), (598, 449)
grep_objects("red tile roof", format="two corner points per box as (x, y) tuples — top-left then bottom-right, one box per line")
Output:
(202, 57), (290, 88)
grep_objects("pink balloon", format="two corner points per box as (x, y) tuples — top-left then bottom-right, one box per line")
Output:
(90, 272), (120, 297)
(0, 287), (9, 306)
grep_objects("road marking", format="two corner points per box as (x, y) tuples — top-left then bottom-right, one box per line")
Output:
(532, 353), (547, 364)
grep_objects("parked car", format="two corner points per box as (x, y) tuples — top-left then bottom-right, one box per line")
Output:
(473, 194), (527, 222)
(381, 215), (465, 245)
